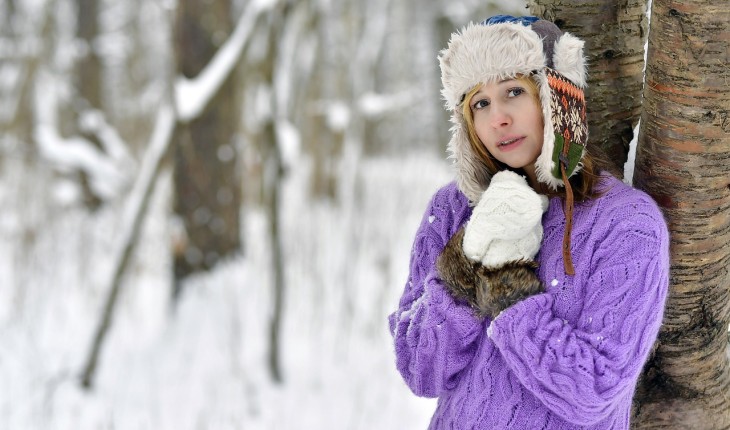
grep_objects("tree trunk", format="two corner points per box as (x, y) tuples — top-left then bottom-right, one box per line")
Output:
(75, 0), (104, 208)
(76, 0), (102, 111)
(631, 1), (730, 428)
(305, 0), (345, 200)
(262, 118), (285, 383)
(258, 2), (291, 384)
(529, 0), (647, 175)
(172, 0), (242, 297)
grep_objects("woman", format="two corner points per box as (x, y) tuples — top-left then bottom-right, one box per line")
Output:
(389, 15), (669, 429)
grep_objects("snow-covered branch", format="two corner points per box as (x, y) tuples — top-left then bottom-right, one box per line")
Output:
(33, 70), (132, 201)
(358, 90), (418, 118)
(78, 109), (134, 167)
(309, 89), (418, 133)
(174, 0), (278, 122)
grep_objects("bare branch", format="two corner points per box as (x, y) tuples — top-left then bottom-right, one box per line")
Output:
(80, 104), (176, 389)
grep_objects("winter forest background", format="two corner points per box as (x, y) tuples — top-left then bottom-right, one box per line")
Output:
(2, 0), (530, 428)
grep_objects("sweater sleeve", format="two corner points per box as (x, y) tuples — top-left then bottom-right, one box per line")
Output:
(488, 197), (670, 425)
(388, 184), (485, 398)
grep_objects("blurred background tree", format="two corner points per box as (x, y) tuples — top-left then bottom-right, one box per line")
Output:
(172, 0), (242, 297)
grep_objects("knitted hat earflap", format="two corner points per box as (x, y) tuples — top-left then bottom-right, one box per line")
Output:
(545, 68), (588, 275)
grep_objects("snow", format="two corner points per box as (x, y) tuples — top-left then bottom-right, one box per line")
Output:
(0, 150), (451, 429)
(622, 0), (651, 185)
(325, 101), (351, 132)
(275, 119), (301, 169)
(623, 120), (640, 185)
(358, 90), (417, 118)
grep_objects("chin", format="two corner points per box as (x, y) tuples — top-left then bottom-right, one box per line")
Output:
(501, 160), (531, 170)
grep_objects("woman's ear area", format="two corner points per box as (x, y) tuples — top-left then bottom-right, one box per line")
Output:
(553, 33), (587, 88)
(529, 20), (563, 68)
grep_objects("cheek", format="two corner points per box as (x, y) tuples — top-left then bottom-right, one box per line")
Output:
(537, 113), (545, 132)
(473, 118), (494, 148)
(534, 119), (545, 142)
(530, 110), (545, 141)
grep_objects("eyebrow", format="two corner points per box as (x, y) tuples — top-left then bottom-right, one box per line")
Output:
(473, 79), (518, 97)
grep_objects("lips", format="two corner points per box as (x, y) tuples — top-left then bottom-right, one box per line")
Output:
(496, 136), (525, 151)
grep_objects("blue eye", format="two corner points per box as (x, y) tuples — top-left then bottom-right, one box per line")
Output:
(507, 87), (525, 97)
(472, 99), (490, 110)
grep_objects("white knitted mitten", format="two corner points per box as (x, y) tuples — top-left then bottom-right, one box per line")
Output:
(462, 170), (549, 269)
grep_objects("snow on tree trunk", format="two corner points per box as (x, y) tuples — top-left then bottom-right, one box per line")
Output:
(631, 1), (730, 427)
(529, 0), (647, 176)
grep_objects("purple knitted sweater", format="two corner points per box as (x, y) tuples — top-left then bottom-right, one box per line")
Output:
(389, 175), (669, 429)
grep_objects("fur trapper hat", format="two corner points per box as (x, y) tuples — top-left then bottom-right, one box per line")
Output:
(439, 15), (589, 204)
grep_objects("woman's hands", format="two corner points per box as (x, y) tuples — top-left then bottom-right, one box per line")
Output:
(437, 171), (548, 318)
(462, 171), (548, 268)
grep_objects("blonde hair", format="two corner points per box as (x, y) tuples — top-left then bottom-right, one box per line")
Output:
(460, 74), (604, 202)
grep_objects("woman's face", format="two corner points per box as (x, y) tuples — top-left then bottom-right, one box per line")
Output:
(470, 78), (544, 179)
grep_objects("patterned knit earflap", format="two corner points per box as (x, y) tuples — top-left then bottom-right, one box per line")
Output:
(545, 67), (587, 275)
(546, 68), (588, 180)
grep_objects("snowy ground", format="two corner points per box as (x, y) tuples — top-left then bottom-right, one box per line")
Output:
(0, 151), (452, 429)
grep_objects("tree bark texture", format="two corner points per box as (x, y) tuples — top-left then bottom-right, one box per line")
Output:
(631, 1), (730, 428)
(529, 0), (647, 175)
(173, 0), (242, 294)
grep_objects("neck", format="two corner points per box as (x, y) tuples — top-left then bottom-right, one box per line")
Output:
(523, 164), (539, 189)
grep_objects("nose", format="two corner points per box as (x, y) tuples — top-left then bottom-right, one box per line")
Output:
(489, 104), (512, 128)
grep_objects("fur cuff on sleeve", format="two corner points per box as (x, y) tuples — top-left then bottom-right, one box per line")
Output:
(436, 227), (482, 308)
(475, 261), (544, 318)
(437, 226), (545, 318)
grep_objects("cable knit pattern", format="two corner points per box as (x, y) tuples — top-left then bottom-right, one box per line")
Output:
(389, 175), (669, 429)
(388, 184), (484, 398)
(463, 170), (549, 268)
